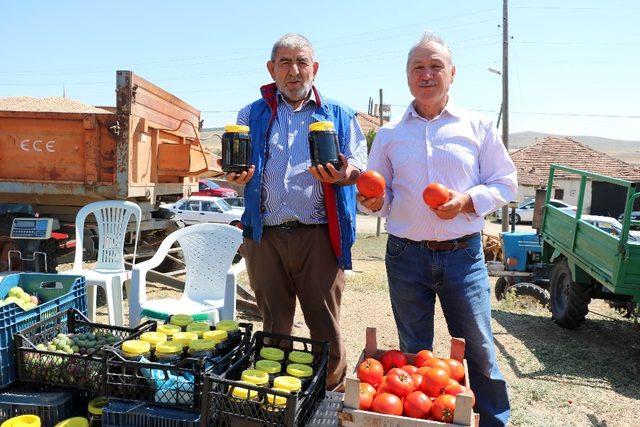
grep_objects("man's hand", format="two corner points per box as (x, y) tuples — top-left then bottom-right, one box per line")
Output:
(357, 193), (385, 212)
(216, 159), (255, 185)
(308, 153), (348, 184)
(430, 189), (474, 220)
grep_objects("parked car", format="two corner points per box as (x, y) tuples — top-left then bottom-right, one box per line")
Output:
(617, 211), (640, 229)
(580, 214), (640, 241)
(224, 197), (245, 208)
(192, 179), (237, 198)
(496, 198), (576, 224)
(160, 196), (243, 227)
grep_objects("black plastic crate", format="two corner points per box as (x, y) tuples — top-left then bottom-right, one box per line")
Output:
(102, 400), (200, 427)
(104, 322), (252, 410)
(14, 309), (155, 392)
(201, 331), (329, 427)
(0, 386), (77, 425)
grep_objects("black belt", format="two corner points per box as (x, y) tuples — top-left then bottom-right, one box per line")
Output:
(266, 220), (326, 230)
(401, 232), (479, 251)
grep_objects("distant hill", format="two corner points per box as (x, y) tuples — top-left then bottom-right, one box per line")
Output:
(509, 132), (640, 165)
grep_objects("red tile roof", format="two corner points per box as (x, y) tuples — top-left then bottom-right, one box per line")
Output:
(511, 137), (640, 186)
(357, 112), (388, 134)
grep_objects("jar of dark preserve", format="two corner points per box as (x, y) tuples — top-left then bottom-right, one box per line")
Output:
(308, 121), (341, 169)
(221, 124), (252, 173)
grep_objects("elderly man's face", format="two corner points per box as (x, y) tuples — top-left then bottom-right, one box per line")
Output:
(407, 41), (455, 109)
(267, 46), (318, 105)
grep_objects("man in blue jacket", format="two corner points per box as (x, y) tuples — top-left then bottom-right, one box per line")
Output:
(220, 33), (367, 389)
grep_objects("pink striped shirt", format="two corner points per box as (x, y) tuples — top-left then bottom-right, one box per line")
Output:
(362, 101), (517, 241)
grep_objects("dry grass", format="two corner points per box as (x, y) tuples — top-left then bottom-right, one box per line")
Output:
(86, 229), (640, 426)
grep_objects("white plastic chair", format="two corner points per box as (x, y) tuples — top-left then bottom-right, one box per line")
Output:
(128, 223), (243, 327)
(69, 200), (141, 326)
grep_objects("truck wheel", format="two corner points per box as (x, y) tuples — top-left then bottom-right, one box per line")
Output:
(509, 213), (521, 225)
(506, 282), (550, 307)
(495, 277), (509, 300)
(550, 258), (592, 328)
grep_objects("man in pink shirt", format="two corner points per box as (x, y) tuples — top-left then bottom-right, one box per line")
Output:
(358, 32), (516, 426)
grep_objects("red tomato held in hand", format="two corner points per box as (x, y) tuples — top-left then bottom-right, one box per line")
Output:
(379, 350), (407, 373)
(422, 183), (450, 207)
(420, 367), (450, 398)
(384, 369), (415, 398)
(421, 358), (452, 377)
(431, 394), (457, 423)
(356, 170), (386, 198)
(403, 391), (433, 419)
(415, 349), (435, 368)
(401, 365), (418, 375)
(444, 358), (465, 383)
(357, 358), (384, 387)
(371, 393), (403, 416)
(359, 382), (376, 410)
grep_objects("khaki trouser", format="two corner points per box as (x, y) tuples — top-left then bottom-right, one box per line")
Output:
(243, 225), (346, 390)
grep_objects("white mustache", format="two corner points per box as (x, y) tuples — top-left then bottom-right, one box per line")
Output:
(418, 80), (436, 87)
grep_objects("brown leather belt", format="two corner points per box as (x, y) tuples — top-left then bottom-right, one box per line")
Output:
(403, 232), (479, 251)
(266, 220), (326, 230)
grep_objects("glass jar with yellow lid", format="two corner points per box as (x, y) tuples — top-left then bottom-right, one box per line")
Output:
(255, 359), (281, 385)
(172, 332), (198, 353)
(240, 369), (269, 387)
(185, 321), (211, 338)
(87, 397), (107, 427)
(288, 350), (313, 366)
(286, 363), (314, 391)
(169, 314), (193, 331)
(263, 387), (290, 413)
(221, 124), (252, 173)
(155, 341), (183, 364)
(139, 332), (167, 354)
(258, 347), (285, 363)
(229, 381), (259, 402)
(273, 375), (302, 393)
(54, 417), (89, 427)
(1, 415), (41, 427)
(121, 340), (151, 361)
(156, 324), (181, 339)
(188, 339), (216, 358)
(215, 320), (241, 345)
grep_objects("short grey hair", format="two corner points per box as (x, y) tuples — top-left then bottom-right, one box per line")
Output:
(406, 32), (453, 70)
(271, 33), (315, 62)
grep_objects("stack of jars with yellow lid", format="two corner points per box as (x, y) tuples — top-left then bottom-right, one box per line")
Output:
(248, 347), (316, 394)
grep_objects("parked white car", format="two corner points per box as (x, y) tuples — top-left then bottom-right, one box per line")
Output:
(580, 215), (640, 242)
(496, 199), (576, 224)
(160, 196), (243, 227)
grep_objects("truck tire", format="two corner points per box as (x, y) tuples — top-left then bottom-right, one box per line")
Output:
(495, 277), (509, 300)
(550, 258), (592, 328)
(506, 282), (551, 307)
(510, 213), (521, 225)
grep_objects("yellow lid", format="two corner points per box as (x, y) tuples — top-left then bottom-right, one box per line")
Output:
(54, 418), (88, 427)
(203, 330), (228, 343)
(224, 124), (250, 134)
(273, 376), (302, 392)
(266, 387), (290, 407)
(188, 339), (216, 352)
(173, 332), (198, 347)
(1, 415), (41, 427)
(241, 369), (269, 385)
(140, 332), (167, 346)
(215, 320), (239, 332)
(87, 397), (108, 415)
(255, 359), (281, 374)
(230, 381), (258, 400)
(288, 351), (313, 365)
(157, 324), (181, 336)
(259, 347), (285, 361)
(287, 363), (313, 378)
(156, 341), (183, 355)
(186, 321), (211, 337)
(121, 340), (151, 356)
(309, 121), (335, 132)
(170, 314), (192, 327)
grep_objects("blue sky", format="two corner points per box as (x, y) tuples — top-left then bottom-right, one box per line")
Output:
(2, 0), (639, 140)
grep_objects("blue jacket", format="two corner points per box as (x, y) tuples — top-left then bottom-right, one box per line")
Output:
(241, 83), (357, 269)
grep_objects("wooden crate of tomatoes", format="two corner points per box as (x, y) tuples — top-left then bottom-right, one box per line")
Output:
(339, 327), (478, 426)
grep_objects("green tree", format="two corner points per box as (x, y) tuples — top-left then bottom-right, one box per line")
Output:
(365, 129), (377, 153)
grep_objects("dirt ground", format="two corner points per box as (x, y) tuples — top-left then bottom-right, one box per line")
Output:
(81, 217), (640, 426)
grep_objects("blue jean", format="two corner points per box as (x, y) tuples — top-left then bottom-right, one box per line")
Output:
(385, 233), (510, 427)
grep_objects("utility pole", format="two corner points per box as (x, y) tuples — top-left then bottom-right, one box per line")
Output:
(501, 0), (510, 233)
(376, 88), (383, 237)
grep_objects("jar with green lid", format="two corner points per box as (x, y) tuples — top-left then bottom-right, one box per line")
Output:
(172, 332), (198, 353)
(1, 415), (40, 427)
(273, 375), (302, 393)
(259, 347), (285, 363)
(139, 332), (167, 353)
(240, 369), (269, 387)
(54, 417), (89, 427)
(188, 339), (217, 358)
(170, 314), (193, 331)
(229, 381), (259, 401)
(255, 359), (281, 385)
(87, 397), (107, 427)
(286, 363), (314, 390)
(155, 341), (183, 364)
(186, 321), (211, 338)
(121, 340), (151, 361)
(288, 350), (313, 366)
(157, 323), (181, 338)
(215, 320), (241, 345)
